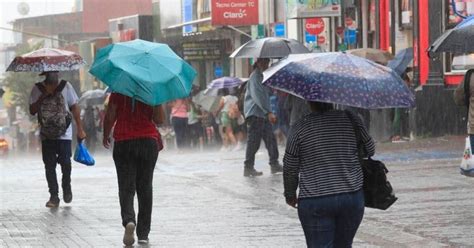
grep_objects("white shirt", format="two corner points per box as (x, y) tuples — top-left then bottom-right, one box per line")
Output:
(222, 95), (238, 112)
(29, 81), (79, 140)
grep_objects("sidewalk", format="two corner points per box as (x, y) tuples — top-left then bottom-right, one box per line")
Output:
(0, 135), (472, 247)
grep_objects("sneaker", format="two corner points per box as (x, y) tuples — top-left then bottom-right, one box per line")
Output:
(45, 196), (60, 208)
(63, 191), (72, 204)
(243, 167), (263, 177)
(231, 142), (243, 151)
(123, 222), (135, 246)
(270, 163), (283, 174)
(138, 238), (149, 244)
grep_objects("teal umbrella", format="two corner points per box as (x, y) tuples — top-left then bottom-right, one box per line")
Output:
(89, 39), (196, 106)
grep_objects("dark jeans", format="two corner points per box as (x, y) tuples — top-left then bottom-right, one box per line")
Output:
(298, 190), (365, 248)
(41, 139), (72, 196)
(244, 116), (279, 167)
(113, 138), (158, 239)
(172, 117), (188, 149)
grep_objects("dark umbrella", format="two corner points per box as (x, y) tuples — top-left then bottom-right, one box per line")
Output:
(429, 15), (474, 54)
(230, 37), (310, 59)
(262, 52), (415, 109)
(387, 47), (413, 75)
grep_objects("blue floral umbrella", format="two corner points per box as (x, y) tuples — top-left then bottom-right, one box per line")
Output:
(262, 52), (415, 109)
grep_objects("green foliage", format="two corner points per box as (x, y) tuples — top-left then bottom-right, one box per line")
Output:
(3, 42), (44, 116)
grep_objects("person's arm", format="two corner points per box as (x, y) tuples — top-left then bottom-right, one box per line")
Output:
(29, 93), (49, 115)
(153, 105), (164, 125)
(354, 114), (375, 157)
(283, 126), (301, 208)
(71, 104), (86, 140)
(248, 72), (276, 123)
(103, 101), (117, 149)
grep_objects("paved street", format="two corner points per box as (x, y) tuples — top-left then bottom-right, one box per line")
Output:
(1, 136), (473, 247)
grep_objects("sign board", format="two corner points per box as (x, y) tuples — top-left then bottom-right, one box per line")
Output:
(287, 0), (341, 18)
(211, 0), (259, 26)
(183, 0), (193, 33)
(305, 31), (316, 43)
(344, 29), (357, 45)
(274, 23), (285, 37)
(214, 66), (223, 78)
(317, 36), (326, 45)
(183, 40), (225, 60)
(305, 18), (325, 35)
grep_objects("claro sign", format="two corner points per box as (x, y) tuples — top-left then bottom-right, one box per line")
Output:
(211, 0), (259, 26)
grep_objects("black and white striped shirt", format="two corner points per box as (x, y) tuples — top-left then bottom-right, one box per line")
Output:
(283, 110), (375, 199)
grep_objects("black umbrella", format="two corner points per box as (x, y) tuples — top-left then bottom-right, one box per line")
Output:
(230, 37), (310, 59)
(428, 15), (474, 54)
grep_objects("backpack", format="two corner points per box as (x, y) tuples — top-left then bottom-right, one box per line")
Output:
(36, 80), (72, 140)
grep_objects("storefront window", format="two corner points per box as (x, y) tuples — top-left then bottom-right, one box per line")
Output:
(446, 0), (474, 73)
(399, 0), (413, 29)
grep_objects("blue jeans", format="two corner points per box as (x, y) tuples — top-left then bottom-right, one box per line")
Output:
(298, 190), (364, 248)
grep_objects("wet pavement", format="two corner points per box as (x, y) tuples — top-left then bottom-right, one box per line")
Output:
(1, 136), (473, 247)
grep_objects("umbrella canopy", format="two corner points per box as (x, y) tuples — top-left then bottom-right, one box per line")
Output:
(387, 47), (414, 75)
(347, 48), (394, 65)
(79, 89), (106, 107)
(204, 77), (246, 96)
(262, 52), (415, 109)
(89, 39), (197, 106)
(6, 48), (86, 72)
(429, 15), (474, 54)
(208, 77), (245, 89)
(230, 37), (310, 59)
(192, 90), (221, 112)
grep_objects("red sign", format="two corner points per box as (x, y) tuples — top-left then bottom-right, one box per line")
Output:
(305, 18), (325, 35)
(211, 0), (259, 26)
(317, 36), (326, 45)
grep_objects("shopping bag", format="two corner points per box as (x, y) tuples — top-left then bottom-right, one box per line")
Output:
(460, 137), (474, 177)
(74, 141), (95, 166)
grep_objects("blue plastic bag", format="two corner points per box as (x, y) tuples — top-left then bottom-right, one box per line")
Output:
(74, 141), (95, 166)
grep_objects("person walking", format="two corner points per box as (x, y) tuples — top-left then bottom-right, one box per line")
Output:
(454, 69), (474, 148)
(283, 101), (375, 247)
(243, 58), (283, 177)
(103, 92), (164, 246)
(169, 98), (189, 151)
(29, 71), (86, 208)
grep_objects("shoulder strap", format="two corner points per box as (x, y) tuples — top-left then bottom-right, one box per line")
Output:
(345, 110), (367, 158)
(55, 80), (68, 93)
(35, 82), (46, 94)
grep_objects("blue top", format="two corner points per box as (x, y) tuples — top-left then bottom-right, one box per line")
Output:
(243, 68), (272, 118)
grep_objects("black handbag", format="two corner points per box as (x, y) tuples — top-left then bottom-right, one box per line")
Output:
(346, 111), (398, 210)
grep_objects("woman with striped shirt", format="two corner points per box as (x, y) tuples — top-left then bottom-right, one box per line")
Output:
(283, 101), (375, 247)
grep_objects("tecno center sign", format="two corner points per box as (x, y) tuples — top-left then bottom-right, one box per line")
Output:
(211, 0), (259, 26)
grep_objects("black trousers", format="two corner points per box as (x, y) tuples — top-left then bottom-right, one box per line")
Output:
(41, 139), (72, 196)
(113, 138), (158, 239)
(244, 116), (279, 168)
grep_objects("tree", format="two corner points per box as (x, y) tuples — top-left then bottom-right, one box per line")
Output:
(3, 42), (44, 117)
